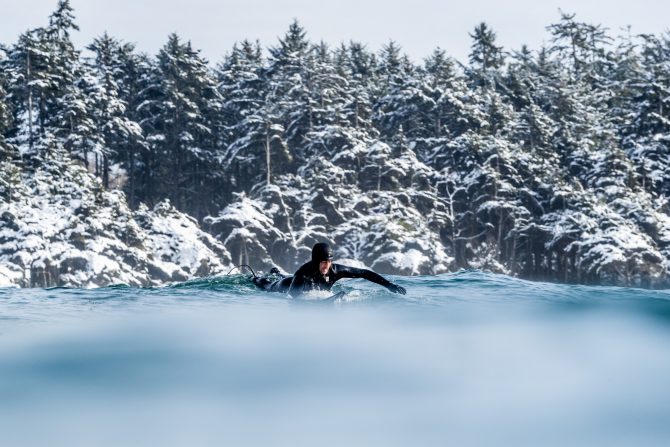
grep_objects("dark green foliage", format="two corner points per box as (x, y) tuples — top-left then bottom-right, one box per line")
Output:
(469, 22), (505, 72)
(134, 34), (223, 217)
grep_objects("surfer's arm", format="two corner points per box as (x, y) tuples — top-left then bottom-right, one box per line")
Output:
(287, 273), (307, 298)
(335, 266), (406, 294)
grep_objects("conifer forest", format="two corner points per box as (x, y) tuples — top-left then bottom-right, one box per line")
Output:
(1, 1), (669, 288)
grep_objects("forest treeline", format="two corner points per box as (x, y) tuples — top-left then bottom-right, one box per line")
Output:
(1, 1), (669, 287)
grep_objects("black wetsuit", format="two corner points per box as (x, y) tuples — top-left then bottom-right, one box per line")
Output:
(253, 261), (398, 297)
(252, 275), (293, 293)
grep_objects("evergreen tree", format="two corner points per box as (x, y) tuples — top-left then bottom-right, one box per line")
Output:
(267, 20), (314, 155)
(0, 52), (14, 140)
(113, 43), (151, 208)
(2, 0), (80, 160)
(299, 41), (365, 162)
(217, 40), (263, 131)
(54, 64), (103, 169)
(468, 22), (505, 85)
(44, 0), (81, 131)
(309, 41), (350, 130)
(373, 41), (433, 141)
(546, 11), (613, 82)
(505, 46), (558, 163)
(137, 34), (223, 215)
(3, 28), (54, 153)
(340, 42), (376, 132)
(0, 60), (23, 203)
(85, 33), (142, 188)
(615, 34), (670, 196)
(218, 40), (290, 189)
(423, 48), (456, 137)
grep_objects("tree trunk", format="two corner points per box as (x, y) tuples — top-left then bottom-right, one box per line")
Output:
(39, 93), (45, 137)
(354, 100), (359, 128)
(128, 146), (135, 208)
(103, 155), (109, 188)
(510, 233), (518, 274)
(497, 210), (504, 261)
(377, 164), (381, 191)
(265, 125), (272, 185)
(26, 51), (33, 151)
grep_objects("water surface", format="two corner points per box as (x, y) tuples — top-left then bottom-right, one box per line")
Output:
(1, 271), (669, 447)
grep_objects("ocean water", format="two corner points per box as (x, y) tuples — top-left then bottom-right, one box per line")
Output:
(1, 271), (670, 447)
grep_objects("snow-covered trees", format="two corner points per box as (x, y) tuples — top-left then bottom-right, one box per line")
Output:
(614, 34), (670, 198)
(217, 40), (290, 190)
(128, 33), (225, 218)
(3, 28), (57, 154)
(1, 4), (669, 287)
(0, 65), (22, 203)
(84, 34), (142, 188)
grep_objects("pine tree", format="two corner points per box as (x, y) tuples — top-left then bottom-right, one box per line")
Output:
(298, 41), (367, 164)
(546, 11), (613, 83)
(309, 41), (350, 129)
(138, 34), (223, 215)
(114, 42), (151, 208)
(423, 48), (456, 137)
(505, 46), (558, 163)
(468, 22), (505, 86)
(0, 52), (14, 139)
(2, 0), (81, 161)
(55, 64), (103, 169)
(373, 41), (434, 141)
(614, 33), (670, 196)
(85, 33), (142, 188)
(217, 40), (264, 132)
(340, 42), (376, 132)
(44, 0), (81, 131)
(217, 40), (290, 189)
(3, 28), (53, 153)
(267, 20), (315, 155)
(0, 61), (23, 203)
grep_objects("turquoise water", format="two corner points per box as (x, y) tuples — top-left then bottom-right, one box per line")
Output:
(1, 271), (670, 447)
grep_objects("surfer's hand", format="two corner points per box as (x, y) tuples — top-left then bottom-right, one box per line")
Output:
(387, 284), (406, 295)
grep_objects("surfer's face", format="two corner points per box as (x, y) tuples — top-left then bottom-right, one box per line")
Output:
(319, 260), (332, 275)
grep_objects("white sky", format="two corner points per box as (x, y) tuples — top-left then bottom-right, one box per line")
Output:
(2, 0), (669, 64)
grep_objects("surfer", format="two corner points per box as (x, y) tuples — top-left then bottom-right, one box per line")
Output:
(252, 242), (407, 298)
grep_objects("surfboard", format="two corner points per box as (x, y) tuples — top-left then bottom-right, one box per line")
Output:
(323, 291), (346, 302)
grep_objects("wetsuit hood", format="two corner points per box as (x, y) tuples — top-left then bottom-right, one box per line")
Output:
(312, 242), (334, 262)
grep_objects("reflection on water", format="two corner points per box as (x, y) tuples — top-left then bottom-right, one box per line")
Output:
(1, 272), (670, 447)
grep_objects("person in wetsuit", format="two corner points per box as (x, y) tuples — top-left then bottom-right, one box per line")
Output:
(252, 267), (293, 293)
(253, 242), (406, 297)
